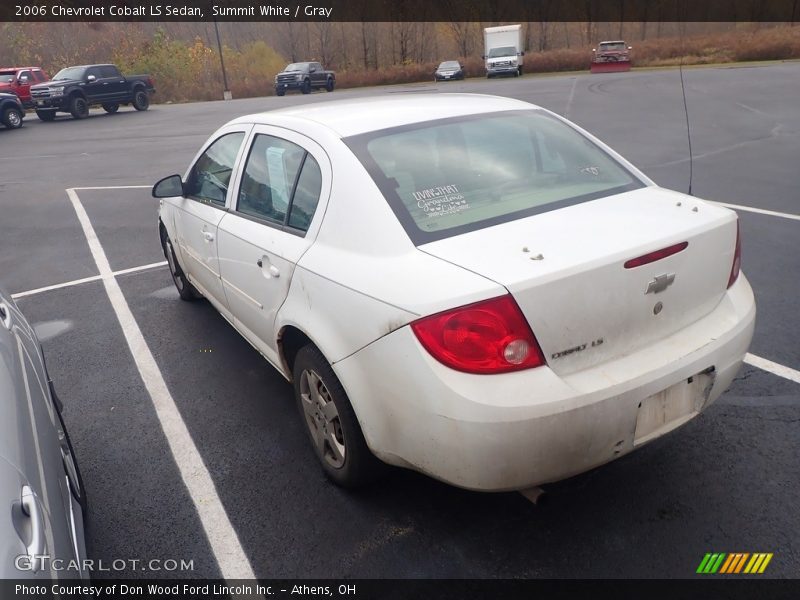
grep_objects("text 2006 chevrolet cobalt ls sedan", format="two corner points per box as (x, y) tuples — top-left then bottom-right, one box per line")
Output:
(152, 94), (755, 491)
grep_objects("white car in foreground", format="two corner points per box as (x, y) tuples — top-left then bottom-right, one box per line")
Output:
(153, 94), (755, 491)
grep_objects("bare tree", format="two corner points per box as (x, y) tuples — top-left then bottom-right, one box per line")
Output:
(312, 22), (333, 65)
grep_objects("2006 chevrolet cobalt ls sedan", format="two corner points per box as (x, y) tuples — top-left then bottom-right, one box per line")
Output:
(153, 94), (755, 491)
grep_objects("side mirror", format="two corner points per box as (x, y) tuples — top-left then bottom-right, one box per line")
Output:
(19, 75), (29, 83)
(153, 174), (184, 198)
(480, 55), (486, 60)
(628, 46), (633, 50)
(519, 51), (525, 56)
(86, 74), (96, 83)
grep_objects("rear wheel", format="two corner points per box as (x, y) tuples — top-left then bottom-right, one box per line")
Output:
(36, 109), (56, 121)
(102, 103), (119, 114)
(293, 345), (384, 488)
(301, 79), (311, 94)
(132, 89), (150, 111)
(325, 77), (335, 92)
(2, 107), (23, 129)
(162, 233), (201, 301)
(69, 96), (88, 119)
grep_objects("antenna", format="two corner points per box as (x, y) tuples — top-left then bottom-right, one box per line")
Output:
(678, 24), (694, 196)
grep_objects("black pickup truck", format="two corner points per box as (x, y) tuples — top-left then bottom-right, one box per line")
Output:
(29, 64), (155, 121)
(274, 62), (335, 96)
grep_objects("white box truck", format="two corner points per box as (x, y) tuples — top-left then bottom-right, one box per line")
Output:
(483, 24), (524, 78)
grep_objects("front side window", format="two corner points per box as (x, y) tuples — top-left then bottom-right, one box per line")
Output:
(237, 134), (322, 232)
(17, 71), (31, 82)
(345, 110), (644, 245)
(184, 132), (245, 207)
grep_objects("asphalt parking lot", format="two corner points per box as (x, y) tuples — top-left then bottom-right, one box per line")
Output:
(2, 62), (799, 579)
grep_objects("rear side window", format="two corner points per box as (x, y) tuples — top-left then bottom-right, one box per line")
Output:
(32, 70), (46, 82)
(288, 157), (322, 231)
(185, 132), (245, 207)
(345, 110), (643, 245)
(100, 66), (120, 78)
(236, 134), (322, 233)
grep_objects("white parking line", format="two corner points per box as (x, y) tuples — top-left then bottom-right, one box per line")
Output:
(72, 185), (152, 190)
(707, 201), (800, 222)
(11, 262), (167, 300)
(744, 353), (800, 386)
(66, 188), (256, 579)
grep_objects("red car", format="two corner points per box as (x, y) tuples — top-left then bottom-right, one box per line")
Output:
(0, 67), (49, 107)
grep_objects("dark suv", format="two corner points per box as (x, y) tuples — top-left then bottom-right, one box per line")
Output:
(274, 62), (335, 96)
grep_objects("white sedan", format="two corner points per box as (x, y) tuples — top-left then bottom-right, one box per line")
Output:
(153, 94), (755, 492)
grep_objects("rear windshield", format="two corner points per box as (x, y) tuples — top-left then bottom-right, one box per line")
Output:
(345, 110), (644, 245)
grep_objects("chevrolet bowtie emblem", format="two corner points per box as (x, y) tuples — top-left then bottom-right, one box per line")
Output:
(645, 273), (675, 294)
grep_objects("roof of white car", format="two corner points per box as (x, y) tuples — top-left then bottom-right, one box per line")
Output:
(230, 93), (540, 137)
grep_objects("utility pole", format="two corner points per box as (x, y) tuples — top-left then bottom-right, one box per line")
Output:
(214, 19), (232, 100)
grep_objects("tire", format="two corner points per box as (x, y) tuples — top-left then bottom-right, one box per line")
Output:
(54, 404), (87, 510)
(518, 65), (523, 76)
(69, 95), (89, 119)
(162, 233), (201, 301)
(36, 109), (56, 121)
(301, 79), (311, 94)
(325, 77), (335, 92)
(276, 88), (285, 97)
(102, 103), (119, 114)
(132, 88), (150, 111)
(2, 107), (23, 129)
(293, 345), (384, 488)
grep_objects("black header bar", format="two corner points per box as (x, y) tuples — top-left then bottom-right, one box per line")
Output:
(3, 0), (799, 23)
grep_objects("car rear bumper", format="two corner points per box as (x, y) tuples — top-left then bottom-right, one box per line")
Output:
(335, 274), (756, 491)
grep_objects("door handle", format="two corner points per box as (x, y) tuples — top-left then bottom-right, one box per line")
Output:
(257, 258), (280, 278)
(0, 302), (11, 330)
(202, 231), (214, 242)
(21, 486), (46, 573)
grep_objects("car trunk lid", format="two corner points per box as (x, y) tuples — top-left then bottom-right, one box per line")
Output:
(418, 187), (738, 376)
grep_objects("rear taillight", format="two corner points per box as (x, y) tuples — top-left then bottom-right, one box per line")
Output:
(727, 219), (741, 289)
(410, 295), (545, 374)
(624, 242), (689, 269)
